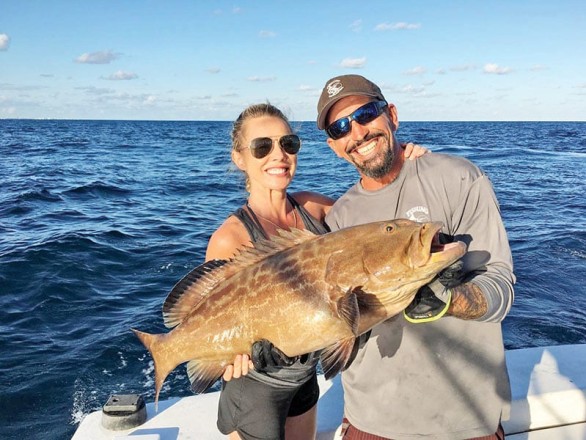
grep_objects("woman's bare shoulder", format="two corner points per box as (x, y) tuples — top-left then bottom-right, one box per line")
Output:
(291, 191), (335, 222)
(206, 215), (251, 261)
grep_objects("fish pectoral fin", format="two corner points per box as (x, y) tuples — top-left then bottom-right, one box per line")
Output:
(336, 289), (360, 336)
(186, 360), (224, 394)
(320, 336), (357, 380)
(355, 288), (386, 313)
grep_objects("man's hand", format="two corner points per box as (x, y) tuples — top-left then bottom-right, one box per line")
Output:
(402, 142), (430, 160)
(404, 260), (464, 323)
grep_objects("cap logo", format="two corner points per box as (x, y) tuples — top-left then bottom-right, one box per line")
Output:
(326, 80), (344, 98)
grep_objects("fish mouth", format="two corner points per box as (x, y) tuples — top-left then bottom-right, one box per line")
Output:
(427, 226), (467, 267)
(409, 221), (466, 269)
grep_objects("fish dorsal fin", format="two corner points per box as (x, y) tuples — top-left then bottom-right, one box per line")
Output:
(162, 229), (317, 329)
(163, 259), (232, 328)
(228, 227), (318, 268)
(274, 227), (318, 245)
(186, 360), (225, 394)
(320, 336), (358, 380)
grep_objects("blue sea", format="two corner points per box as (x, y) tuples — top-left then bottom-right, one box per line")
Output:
(1, 120), (585, 439)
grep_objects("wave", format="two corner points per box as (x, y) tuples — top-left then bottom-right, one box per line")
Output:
(62, 181), (133, 197)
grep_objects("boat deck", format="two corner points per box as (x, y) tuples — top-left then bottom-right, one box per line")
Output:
(73, 344), (586, 439)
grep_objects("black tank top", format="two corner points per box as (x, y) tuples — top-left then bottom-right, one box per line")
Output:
(232, 193), (329, 242)
(229, 194), (327, 385)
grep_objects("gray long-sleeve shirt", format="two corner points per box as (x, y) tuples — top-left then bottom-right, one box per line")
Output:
(326, 152), (515, 439)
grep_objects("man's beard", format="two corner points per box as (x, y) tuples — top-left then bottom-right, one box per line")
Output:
(352, 136), (395, 179)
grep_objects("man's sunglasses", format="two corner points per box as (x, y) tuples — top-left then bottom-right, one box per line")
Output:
(248, 134), (301, 159)
(326, 100), (388, 140)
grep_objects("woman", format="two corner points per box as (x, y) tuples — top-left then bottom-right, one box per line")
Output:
(206, 103), (426, 440)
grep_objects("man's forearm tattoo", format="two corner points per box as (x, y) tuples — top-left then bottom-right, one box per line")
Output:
(448, 283), (487, 319)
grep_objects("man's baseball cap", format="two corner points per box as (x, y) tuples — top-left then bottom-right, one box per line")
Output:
(316, 74), (386, 130)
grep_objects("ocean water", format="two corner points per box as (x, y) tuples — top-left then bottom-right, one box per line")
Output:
(0, 119), (585, 439)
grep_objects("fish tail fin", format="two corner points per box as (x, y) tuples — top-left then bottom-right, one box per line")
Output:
(132, 328), (172, 411)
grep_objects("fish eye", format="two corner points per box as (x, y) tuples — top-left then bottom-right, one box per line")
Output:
(385, 225), (394, 232)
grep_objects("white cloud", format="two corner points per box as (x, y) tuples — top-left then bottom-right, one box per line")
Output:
(247, 76), (276, 82)
(400, 84), (426, 94)
(339, 57), (366, 68)
(0, 83), (45, 91)
(0, 106), (16, 115)
(0, 33), (10, 50)
(298, 85), (315, 92)
(483, 63), (512, 75)
(99, 92), (160, 108)
(102, 70), (138, 80)
(206, 67), (221, 74)
(232, 7), (242, 14)
(405, 66), (426, 75)
(450, 64), (477, 72)
(375, 22), (421, 31)
(143, 95), (156, 106)
(259, 30), (276, 38)
(75, 50), (119, 64)
(350, 20), (363, 33)
(530, 64), (548, 71)
(76, 86), (115, 95)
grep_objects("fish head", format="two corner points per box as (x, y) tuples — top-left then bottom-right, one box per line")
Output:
(354, 219), (467, 288)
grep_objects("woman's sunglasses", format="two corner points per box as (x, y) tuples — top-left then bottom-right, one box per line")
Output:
(248, 134), (301, 159)
(326, 100), (388, 140)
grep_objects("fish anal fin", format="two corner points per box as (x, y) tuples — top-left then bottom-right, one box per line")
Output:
(336, 289), (360, 336)
(186, 360), (224, 394)
(320, 336), (357, 380)
(162, 259), (228, 329)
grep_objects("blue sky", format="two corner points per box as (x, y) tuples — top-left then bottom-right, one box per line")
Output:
(1, 0), (584, 121)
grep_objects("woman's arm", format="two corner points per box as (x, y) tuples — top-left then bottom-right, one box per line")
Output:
(205, 216), (255, 379)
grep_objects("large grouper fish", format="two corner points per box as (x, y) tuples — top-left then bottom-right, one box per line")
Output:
(134, 219), (466, 404)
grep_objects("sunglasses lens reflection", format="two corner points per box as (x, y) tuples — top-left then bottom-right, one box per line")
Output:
(326, 101), (386, 140)
(280, 135), (301, 155)
(250, 137), (273, 158)
(249, 135), (301, 159)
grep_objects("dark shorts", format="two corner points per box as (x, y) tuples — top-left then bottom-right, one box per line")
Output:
(217, 371), (319, 440)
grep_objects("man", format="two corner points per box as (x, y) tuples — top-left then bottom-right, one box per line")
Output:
(317, 74), (515, 439)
